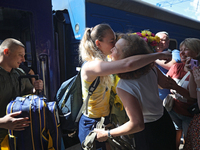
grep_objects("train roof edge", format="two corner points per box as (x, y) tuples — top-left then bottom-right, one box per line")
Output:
(86, 0), (200, 30)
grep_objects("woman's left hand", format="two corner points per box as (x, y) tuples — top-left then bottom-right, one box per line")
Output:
(184, 57), (193, 72)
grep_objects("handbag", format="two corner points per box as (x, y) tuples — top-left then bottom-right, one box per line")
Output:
(163, 94), (175, 111)
(81, 117), (135, 150)
(163, 72), (190, 111)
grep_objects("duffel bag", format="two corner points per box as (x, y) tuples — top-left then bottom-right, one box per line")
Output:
(7, 94), (63, 150)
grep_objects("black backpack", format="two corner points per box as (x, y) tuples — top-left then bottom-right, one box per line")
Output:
(55, 71), (100, 132)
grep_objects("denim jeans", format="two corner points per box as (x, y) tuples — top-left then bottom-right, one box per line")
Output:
(168, 109), (193, 136)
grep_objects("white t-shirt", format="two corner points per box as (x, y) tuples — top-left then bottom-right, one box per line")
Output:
(117, 67), (163, 123)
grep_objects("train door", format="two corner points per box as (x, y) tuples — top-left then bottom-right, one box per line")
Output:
(169, 39), (178, 50)
(0, 7), (36, 76)
(53, 10), (80, 83)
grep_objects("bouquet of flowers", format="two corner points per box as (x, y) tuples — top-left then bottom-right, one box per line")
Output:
(133, 30), (160, 52)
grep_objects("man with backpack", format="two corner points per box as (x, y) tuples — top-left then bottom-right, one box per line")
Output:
(0, 38), (43, 145)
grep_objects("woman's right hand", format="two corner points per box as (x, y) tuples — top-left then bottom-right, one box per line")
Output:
(0, 111), (30, 131)
(94, 129), (108, 142)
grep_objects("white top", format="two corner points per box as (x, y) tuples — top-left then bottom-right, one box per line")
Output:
(117, 67), (163, 123)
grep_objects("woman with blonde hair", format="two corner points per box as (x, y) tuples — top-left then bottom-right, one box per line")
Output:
(180, 38), (200, 150)
(167, 38), (200, 150)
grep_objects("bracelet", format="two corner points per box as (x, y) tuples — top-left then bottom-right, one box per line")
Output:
(196, 87), (200, 92)
(107, 130), (113, 138)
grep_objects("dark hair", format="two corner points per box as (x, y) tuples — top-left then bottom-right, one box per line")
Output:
(117, 34), (154, 79)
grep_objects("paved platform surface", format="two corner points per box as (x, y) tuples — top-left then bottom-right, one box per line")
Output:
(65, 141), (185, 150)
(66, 143), (81, 150)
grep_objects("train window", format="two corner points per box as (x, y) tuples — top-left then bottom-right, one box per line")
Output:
(0, 7), (34, 68)
(169, 39), (178, 50)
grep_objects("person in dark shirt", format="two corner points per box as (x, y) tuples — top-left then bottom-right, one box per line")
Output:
(0, 38), (43, 144)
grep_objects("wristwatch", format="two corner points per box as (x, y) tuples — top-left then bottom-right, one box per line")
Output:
(197, 87), (200, 92)
(107, 130), (113, 138)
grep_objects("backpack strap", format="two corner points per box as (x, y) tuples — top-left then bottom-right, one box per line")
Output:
(75, 76), (100, 123)
(15, 68), (26, 75)
(178, 71), (190, 86)
(85, 76), (100, 114)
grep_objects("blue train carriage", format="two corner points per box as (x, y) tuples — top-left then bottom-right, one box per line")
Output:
(53, 0), (200, 62)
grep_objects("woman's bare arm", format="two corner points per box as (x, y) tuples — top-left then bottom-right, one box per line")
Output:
(155, 58), (176, 70)
(82, 51), (172, 81)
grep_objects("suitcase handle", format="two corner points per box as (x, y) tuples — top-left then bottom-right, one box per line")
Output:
(18, 75), (39, 96)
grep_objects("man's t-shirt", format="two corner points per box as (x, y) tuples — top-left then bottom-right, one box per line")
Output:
(0, 67), (33, 143)
(157, 49), (181, 100)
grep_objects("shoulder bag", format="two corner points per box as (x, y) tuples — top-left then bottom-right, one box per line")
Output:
(163, 71), (190, 111)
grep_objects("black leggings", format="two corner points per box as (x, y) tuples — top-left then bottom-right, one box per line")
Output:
(134, 108), (176, 150)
